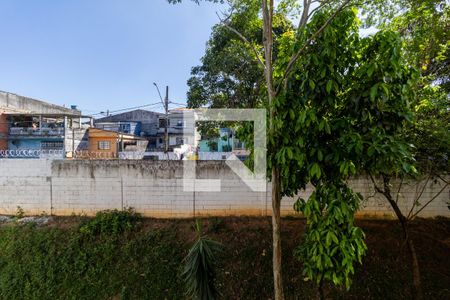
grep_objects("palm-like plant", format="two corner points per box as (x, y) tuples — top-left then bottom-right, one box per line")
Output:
(182, 220), (222, 300)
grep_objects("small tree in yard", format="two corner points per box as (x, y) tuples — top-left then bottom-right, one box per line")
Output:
(169, 1), (366, 298)
(169, 0), (434, 299)
(363, 63), (449, 300)
(358, 2), (450, 299)
(280, 8), (418, 297)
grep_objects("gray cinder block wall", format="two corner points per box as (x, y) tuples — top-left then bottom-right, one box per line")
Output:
(0, 159), (448, 218)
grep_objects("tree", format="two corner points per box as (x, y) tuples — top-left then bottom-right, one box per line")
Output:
(171, 1), (364, 299)
(186, 1), (266, 109)
(235, 2), (357, 298)
(168, 1), (427, 299)
(360, 2), (450, 299)
(365, 0), (450, 93)
(279, 9), (420, 297)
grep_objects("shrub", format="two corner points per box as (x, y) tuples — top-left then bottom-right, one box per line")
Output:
(182, 220), (222, 300)
(79, 208), (141, 236)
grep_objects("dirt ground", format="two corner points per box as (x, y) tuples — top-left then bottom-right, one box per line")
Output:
(46, 215), (450, 299)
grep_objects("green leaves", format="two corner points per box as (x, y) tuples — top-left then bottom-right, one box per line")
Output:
(366, 63), (376, 77)
(369, 84), (378, 101)
(182, 220), (223, 300)
(326, 79), (334, 94)
(309, 163), (322, 179)
(295, 183), (367, 291)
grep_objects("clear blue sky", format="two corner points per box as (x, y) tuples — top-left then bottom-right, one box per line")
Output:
(0, 0), (225, 115)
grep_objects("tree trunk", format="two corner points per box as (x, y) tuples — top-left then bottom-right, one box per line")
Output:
(318, 277), (325, 300)
(381, 175), (423, 300)
(407, 238), (423, 300)
(272, 166), (284, 300)
(261, 0), (284, 298)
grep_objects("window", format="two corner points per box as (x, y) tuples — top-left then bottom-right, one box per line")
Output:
(176, 137), (184, 145)
(176, 120), (183, 127)
(98, 141), (111, 150)
(159, 119), (169, 128)
(119, 123), (131, 133)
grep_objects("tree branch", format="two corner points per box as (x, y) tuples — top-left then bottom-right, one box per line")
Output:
(395, 176), (404, 204)
(298, 0), (312, 29)
(437, 174), (449, 185)
(406, 174), (431, 220)
(409, 180), (449, 220)
(215, 12), (266, 70)
(368, 172), (384, 194)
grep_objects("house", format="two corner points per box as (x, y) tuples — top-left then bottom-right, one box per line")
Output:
(94, 108), (200, 152)
(94, 109), (160, 149)
(198, 127), (248, 160)
(0, 90), (91, 158)
(156, 108), (200, 150)
(85, 128), (147, 159)
(199, 128), (241, 152)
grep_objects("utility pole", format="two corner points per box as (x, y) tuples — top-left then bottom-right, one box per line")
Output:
(164, 86), (169, 153)
(153, 82), (170, 153)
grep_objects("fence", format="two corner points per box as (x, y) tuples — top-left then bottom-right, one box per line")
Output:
(0, 150), (245, 161)
(0, 159), (448, 218)
(0, 149), (64, 159)
(9, 127), (65, 136)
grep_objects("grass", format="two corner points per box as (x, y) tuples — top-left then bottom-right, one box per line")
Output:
(0, 211), (185, 299)
(0, 214), (448, 299)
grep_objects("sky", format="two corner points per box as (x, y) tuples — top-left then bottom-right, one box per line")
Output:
(0, 0), (226, 115)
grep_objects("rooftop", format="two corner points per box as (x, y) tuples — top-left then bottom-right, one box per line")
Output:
(0, 90), (81, 116)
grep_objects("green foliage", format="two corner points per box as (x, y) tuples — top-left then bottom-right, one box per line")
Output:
(273, 8), (362, 195)
(408, 85), (450, 174)
(182, 220), (223, 300)
(345, 29), (419, 176)
(386, 0), (450, 92)
(185, 1), (292, 140)
(273, 8), (418, 195)
(79, 208), (141, 236)
(170, 1), (442, 297)
(0, 220), (184, 299)
(186, 2), (268, 110)
(384, 0), (450, 175)
(272, 8), (414, 293)
(362, 0), (449, 176)
(0, 217), (448, 298)
(294, 183), (367, 290)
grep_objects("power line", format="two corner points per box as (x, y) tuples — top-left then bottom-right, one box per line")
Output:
(90, 102), (162, 117)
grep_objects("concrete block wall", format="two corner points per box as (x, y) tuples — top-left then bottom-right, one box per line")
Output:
(0, 159), (52, 214)
(0, 159), (448, 218)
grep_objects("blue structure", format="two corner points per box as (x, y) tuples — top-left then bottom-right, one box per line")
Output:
(94, 121), (142, 136)
(4, 113), (66, 158)
(0, 90), (87, 159)
(198, 128), (245, 152)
